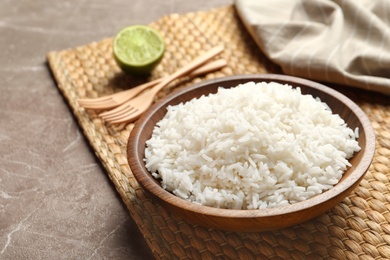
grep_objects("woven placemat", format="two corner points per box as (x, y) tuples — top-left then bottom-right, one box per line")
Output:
(47, 5), (390, 259)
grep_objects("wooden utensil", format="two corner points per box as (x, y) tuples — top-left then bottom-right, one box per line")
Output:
(78, 58), (227, 110)
(100, 45), (224, 124)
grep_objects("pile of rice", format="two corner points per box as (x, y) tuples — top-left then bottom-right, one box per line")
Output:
(144, 82), (361, 209)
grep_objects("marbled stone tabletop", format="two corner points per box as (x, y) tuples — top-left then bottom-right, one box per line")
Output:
(0, 0), (231, 259)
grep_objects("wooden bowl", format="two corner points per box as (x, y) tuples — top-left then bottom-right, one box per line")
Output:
(127, 74), (375, 232)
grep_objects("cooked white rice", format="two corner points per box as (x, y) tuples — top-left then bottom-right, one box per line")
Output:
(144, 81), (361, 209)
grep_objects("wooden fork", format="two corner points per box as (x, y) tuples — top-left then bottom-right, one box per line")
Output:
(100, 45), (224, 124)
(78, 58), (227, 110)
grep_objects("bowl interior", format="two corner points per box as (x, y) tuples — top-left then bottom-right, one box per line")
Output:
(128, 74), (375, 231)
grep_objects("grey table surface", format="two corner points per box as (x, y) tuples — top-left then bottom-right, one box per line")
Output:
(0, 0), (231, 259)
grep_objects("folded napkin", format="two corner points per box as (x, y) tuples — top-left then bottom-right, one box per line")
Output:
(235, 0), (390, 95)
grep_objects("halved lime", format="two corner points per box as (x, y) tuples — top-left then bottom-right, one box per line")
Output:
(113, 25), (165, 76)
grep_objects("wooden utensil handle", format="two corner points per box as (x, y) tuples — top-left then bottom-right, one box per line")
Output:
(150, 45), (224, 95)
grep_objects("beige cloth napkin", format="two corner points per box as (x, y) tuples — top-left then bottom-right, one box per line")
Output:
(235, 0), (390, 96)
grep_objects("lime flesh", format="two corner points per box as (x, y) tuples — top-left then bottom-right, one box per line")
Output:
(113, 25), (165, 75)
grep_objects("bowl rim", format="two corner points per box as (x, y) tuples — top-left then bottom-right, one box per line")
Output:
(128, 74), (376, 219)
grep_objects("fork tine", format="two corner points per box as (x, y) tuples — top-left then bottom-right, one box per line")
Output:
(77, 97), (119, 110)
(77, 94), (114, 102)
(77, 97), (112, 105)
(78, 80), (159, 109)
(77, 96), (112, 105)
(79, 58), (227, 111)
(107, 109), (143, 124)
(77, 100), (116, 110)
(99, 101), (130, 117)
(79, 99), (131, 110)
(102, 46), (225, 124)
(101, 89), (153, 122)
(105, 107), (139, 123)
(100, 103), (136, 120)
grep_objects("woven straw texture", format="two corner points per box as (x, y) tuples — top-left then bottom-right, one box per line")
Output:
(47, 6), (390, 259)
